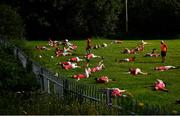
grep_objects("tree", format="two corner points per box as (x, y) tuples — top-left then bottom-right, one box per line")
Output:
(0, 4), (25, 40)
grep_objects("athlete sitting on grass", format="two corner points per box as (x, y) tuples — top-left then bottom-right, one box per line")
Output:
(90, 60), (105, 73)
(115, 56), (135, 63)
(144, 48), (160, 57)
(154, 79), (168, 92)
(154, 66), (179, 71)
(127, 68), (149, 75)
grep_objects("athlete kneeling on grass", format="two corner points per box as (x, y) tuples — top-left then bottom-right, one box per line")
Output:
(73, 68), (91, 81)
(154, 66), (179, 71)
(128, 68), (149, 75)
(154, 79), (168, 92)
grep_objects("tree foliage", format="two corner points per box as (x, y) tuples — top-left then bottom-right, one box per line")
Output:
(0, 4), (25, 39)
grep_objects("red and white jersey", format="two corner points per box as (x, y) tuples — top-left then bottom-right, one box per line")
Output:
(130, 49), (136, 54)
(111, 88), (124, 97)
(61, 61), (72, 65)
(155, 81), (165, 90)
(73, 74), (86, 79)
(85, 53), (94, 59)
(70, 45), (77, 50)
(70, 57), (78, 62)
(91, 66), (102, 73)
(97, 76), (109, 83)
(63, 64), (73, 70)
(130, 68), (141, 75)
(156, 66), (168, 71)
(128, 57), (135, 62)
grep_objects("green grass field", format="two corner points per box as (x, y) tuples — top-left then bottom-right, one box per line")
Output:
(23, 38), (180, 111)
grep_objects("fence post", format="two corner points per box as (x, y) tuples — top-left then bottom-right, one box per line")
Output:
(63, 79), (69, 96)
(106, 88), (112, 106)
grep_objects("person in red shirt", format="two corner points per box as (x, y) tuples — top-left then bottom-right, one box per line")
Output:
(73, 68), (91, 81)
(116, 56), (135, 63)
(154, 66), (179, 71)
(122, 48), (136, 54)
(84, 53), (101, 60)
(144, 48), (160, 57)
(128, 68), (149, 75)
(111, 88), (126, 97)
(90, 60), (105, 73)
(154, 79), (168, 92)
(69, 57), (84, 62)
(62, 63), (81, 70)
(95, 76), (109, 83)
(160, 41), (168, 63)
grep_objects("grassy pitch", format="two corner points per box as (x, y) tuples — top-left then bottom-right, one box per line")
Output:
(24, 38), (180, 111)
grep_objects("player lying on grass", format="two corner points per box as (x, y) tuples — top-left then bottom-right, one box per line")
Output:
(90, 60), (105, 73)
(72, 68), (91, 81)
(110, 88), (126, 97)
(111, 40), (123, 44)
(122, 48), (136, 54)
(115, 56), (135, 63)
(55, 48), (72, 57)
(144, 48), (160, 57)
(35, 45), (51, 50)
(95, 76), (116, 83)
(154, 66), (179, 71)
(127, 68), (149, 75)
(62, 62), (81, 70)
(93, 43), (108, 49)
(154, 79), (168, 92)
(84, 53), (101, 60)
(48, 38), (60, 47)
(69, 56), (84, 62)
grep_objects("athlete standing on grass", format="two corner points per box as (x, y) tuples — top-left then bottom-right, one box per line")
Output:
(160, 41), (168, 63)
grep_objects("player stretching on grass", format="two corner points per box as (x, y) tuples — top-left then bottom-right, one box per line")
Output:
(154, 66), (179, 71)
(115, 56), (135, 63)
(127, 68), (149, 75)
(154, 79), (168, 92)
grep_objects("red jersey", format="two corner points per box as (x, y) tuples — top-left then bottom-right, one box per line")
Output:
(73, 74), (86, 79)
(156, 66), (167, 71)
(97, 76), (108, 83)
(85, 54), (93, 59)
(111, 88), (123, 97)
(70, 57), (78, 62)
(63, 65), (72, 70)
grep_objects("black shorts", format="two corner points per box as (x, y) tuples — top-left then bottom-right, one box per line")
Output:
(161, 51), (166, 57)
